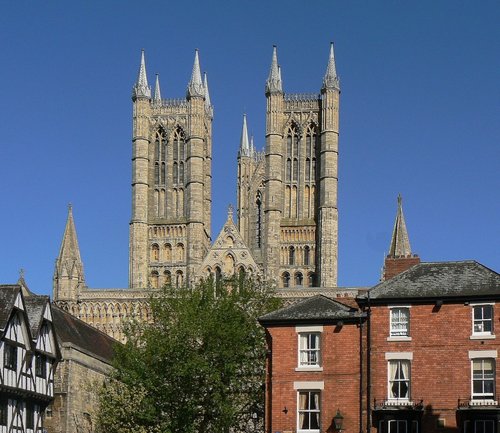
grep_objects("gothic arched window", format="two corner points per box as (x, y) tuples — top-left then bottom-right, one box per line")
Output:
(154, 129), (167, 187)
(151, 244), (159, 261)
(295, 272), (303, 287)
(289, 246), (295, 265)
(150, 271), (159, 289)
(256, 191), (263, 248)
(285, 124), (299, 185)
(282, 272), (290, 288)
(304, 246), (311, 266)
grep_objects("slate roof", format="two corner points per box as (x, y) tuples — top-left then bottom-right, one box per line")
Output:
(0, 285), (21, 330)
(52, 306), (117, 363)
(259, 294), (365, 325)
(24, 296), (50, 338)
(360, 261), (500, 303)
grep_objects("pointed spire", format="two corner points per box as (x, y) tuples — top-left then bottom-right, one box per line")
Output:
(58, 204), (83, 264)
(153, 73), (162, 103)
(266, 45), (283, 94)
(187, 49), (205, 98)
(250, 135), (256, 158)
(388, 194), (412, 257)
(203, 72), (211, 107)
(132, 49), (151, 100)
(322, 42), (340, 91)
(227, 204), (234, 221)
(240, 114), (250, 156)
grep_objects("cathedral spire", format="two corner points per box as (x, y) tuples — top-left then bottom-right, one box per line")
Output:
(322, 42), (340, 91)
(187, 49), (205, 98)
(53, 204), (85, 300)
(132, 49), (151, 100)
(240, 114), (250, 156)
(266, 45), (283, 94)
(388, 194), (412, 258)
(153, 73), (162, 104)
(203, 72), (212, 107)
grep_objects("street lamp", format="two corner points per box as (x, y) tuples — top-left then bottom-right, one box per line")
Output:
(333, 409), (344, 432)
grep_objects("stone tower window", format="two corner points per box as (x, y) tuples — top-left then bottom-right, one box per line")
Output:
(172, 127), (186, 186)
(163, 243), (172, 261)
(150, 271), (159, 289)
(304, 246), (310, 266)
(163, 270), (171, 286)
(285, 124), (300, 218)
(154, 129), (168, 187)
(176, 243), (185, 262)
(151, 244), (159, 261)
(289, 246), (295, 265)
(175, 271), (183, 288)
(295, 272), (303, 287)
(282, 272), (290, 288)
(256, 191), (263, 248)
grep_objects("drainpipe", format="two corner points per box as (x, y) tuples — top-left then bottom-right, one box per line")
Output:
(366, 291), (372, 433)
(359, 315), (364, 433)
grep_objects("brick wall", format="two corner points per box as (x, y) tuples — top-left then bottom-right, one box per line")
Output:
(383, 257), (421, 281)
(370, 302), (500, 433)
(266, 322), (364, 433)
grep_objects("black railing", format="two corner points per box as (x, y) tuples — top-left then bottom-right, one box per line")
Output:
(458, 396), (500, 408)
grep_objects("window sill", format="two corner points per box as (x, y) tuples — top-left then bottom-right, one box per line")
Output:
(295, 366), (323, 372)
(470, 334), (496, 340)
(387, 336), (412, 342)
(469, 399), (498, 406)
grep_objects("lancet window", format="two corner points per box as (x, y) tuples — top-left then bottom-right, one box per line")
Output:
(285, 124), (300, 218)
(304, 124), (318, 218)
(256, 191), (263, 248)
(172, 128), (186, 186)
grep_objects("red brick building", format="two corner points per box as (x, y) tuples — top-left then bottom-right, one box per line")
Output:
(259, 295), (367, 433)
(260, 198), (500, 433)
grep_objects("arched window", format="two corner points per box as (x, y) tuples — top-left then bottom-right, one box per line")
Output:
(256, 191), (263, 248)
(176, 271), (183, 288)
(289, 246), (295, 265)
(163, 270), (171, 286)
(308, 273), (316, 287)
(179, 162), (184, 184)
(172, 127), (185, 186)
(151, 244), (159, 261)
(282, 272), (290, 288)
(295, 272), (303, 287)
(223, 254), (235, 275)
(215, 267), (222, 283)
(150, 271), (159, 289)
(154, 129), (167, 186)
(304, 246), (310, 266)
(285, 124), (299, 185)
(164, 243), (172, 261)
(176, 243), (184, 262)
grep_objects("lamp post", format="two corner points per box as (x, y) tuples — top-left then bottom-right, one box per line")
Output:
(333, 409), (344, 433)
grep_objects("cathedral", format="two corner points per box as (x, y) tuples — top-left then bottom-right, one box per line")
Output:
(52, 44), (345, 341)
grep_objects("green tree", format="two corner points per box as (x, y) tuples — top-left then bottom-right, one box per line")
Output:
(95, 277), (281, 433)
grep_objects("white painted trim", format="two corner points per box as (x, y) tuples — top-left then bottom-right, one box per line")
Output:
(295, 325), (323, 333)
(387, 336), (413, 342)
(388, 305), (412, 309)
(469, 350), (498, 359)
(294, 381), (324, 390)
(385, 352), (413, 360)
(470, 302), (495, 306)
(470, 335), (496, 340)
(295, 366), (323, 372)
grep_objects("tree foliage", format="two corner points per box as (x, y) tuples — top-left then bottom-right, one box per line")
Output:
(95, 277), (281, 433)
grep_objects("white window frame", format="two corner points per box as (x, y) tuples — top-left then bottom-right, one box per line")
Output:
(297, 390), (321, 433)
(389, 307), (411, 340)
(471, 304), (495, 338)
(471, 358), (495, 401)
(296, 326), (323, 371)
(387, 359), (411, 402)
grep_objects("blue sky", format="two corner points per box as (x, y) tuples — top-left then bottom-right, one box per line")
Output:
(0, 1), (498, 296)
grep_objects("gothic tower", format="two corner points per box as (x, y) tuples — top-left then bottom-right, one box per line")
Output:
(53, 204), (85, 301)
(258, 44), (340, 288)
(129, 49), (213, 289)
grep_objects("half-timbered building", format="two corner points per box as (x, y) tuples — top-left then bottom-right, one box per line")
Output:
(0, 285), (59, 433)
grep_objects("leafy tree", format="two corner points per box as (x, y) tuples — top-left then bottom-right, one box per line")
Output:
(95, 277), (281, 433)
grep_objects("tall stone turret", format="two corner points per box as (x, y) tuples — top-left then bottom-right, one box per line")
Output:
(317, 43), (340, 287)
(263, 46), (285, 283)
(129, 49), (213, 289)
(53, 204), (85, 301)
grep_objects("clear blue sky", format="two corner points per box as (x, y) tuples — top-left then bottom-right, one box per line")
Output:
(0, 1), (498, 296)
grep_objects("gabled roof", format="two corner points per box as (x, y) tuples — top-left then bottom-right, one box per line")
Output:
(360, 261), (500, 303)
(0, 285), (21, 330)
(24, 296), (50, 338)
(52, 306), (117, 363)
(259, 294), (365, 325)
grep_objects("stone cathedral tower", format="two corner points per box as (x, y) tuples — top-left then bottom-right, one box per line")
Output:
(237, 44), (340, 288)
(129, 49), (213, 289)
